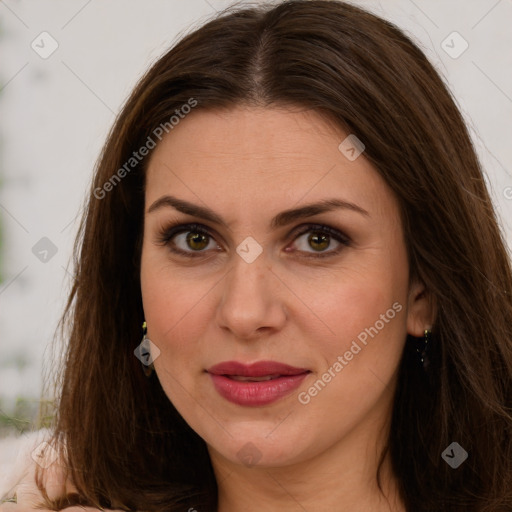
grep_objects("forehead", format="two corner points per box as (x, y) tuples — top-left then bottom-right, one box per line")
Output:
(148, 106), (345, 173)
(145, 106), (396, 222)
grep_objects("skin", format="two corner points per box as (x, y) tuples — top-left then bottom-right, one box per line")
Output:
(0, 459), (124, 512)
(140, 105), (433, 512)
(3, 105), (432, 511)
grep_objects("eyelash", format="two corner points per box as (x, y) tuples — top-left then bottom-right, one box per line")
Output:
(156, 222), (351, 259)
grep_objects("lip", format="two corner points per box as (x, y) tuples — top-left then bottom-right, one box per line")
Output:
(207, 360), (310, 406)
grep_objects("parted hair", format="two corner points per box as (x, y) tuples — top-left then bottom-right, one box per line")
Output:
(40, 1), (512, 511)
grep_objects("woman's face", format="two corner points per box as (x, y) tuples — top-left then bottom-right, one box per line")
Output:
(140, 106), (430, 471)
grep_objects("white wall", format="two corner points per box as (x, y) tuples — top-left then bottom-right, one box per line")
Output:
(0, 0), (511, 419)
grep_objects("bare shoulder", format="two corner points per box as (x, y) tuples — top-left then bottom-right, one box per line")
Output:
(0, 429), (55, 495)
(0, 431), (126, 511)
(0, 429), (73, 509)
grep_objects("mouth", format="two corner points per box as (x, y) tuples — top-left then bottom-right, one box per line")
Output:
(207, 360), (310, 406)
(228, 374), (282, 382)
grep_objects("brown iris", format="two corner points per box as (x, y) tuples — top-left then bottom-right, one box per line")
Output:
(186, 232), (209, 251)
(308, 232), (330, 251)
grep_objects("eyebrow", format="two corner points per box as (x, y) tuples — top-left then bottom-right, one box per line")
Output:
(147, 194), (370, 229)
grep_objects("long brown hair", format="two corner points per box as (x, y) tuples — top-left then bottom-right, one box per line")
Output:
(40, 1), (512, 510)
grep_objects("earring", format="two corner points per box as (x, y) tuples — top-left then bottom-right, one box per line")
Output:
(417, 329), (431, 369)
(139, 321), (155, 377)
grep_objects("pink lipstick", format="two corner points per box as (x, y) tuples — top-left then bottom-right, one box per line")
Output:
(207, 360), (310, 406)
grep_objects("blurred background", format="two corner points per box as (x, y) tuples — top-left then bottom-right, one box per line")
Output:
(0, 0), (511, 439)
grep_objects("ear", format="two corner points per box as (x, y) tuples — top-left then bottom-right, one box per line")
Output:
(406, 280), (435, 337)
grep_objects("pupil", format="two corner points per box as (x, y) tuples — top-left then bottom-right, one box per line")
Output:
(309, 232), (329, 251)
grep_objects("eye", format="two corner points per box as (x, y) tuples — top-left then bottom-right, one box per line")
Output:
(288, 223), (350, 258)
(156, 223), (221, 258)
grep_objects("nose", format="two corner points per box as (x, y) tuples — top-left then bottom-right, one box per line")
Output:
(215, 251), (287, 341)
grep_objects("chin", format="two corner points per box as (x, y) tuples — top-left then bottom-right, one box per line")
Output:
(205, 424), (313, 469)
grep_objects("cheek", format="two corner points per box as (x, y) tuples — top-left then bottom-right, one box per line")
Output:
(315, 282), (404, 372)
(293, 277), (407, 440)
(296, 248), (409, 384)
(298, 253), (404, 340)
(142, 286), (208, 351)
(141, 273), (213, 415)
(140, 249), (211, 372)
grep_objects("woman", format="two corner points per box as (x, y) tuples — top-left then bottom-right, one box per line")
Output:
(1, 0), (511, 510)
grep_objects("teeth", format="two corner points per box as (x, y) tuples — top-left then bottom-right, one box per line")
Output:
(229, 374), (281, 382)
